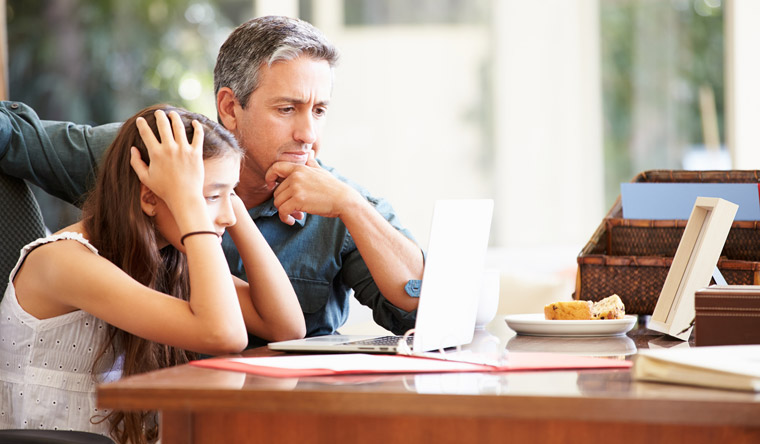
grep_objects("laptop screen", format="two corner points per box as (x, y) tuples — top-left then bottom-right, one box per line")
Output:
(412, 199), (493, 352)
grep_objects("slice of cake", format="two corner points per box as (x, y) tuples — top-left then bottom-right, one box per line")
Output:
(591, 294), (625, 320)
(544, 300), (593, 320)
(544, 294), (625, 320)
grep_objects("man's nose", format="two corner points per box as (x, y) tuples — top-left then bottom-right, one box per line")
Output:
(293, 113), (317, 145)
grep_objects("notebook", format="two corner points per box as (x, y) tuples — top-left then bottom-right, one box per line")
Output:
(268, 199), (494, 354)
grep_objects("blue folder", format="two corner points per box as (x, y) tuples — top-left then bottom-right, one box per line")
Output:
(620, 183), (760, 221)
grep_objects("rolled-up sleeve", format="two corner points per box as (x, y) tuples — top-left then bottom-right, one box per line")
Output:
(343, 244), (418, 335)
(0, 101), (119, 206)
(340, 192), (423, 335)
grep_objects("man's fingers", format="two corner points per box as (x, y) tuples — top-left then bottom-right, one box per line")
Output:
(266, 159), (321, 188)
(305, 150), (319, 168)
(279, 211), (296, 225)
(272, 185), (305, 225)
(265, 162), (296, 189)
(277, 207), (303, 225)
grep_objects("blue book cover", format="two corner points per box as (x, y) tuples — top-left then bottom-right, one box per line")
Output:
(620, 183), (760, 220)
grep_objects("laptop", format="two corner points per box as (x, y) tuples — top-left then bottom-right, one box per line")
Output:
(268, 199), (494, 354)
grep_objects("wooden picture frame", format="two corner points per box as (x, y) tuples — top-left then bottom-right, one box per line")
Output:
(648, 197), (738, 340)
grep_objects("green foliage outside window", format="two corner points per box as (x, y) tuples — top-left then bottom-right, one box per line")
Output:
(6, 0), (250, 124)
(600, 0), (723, 208)
(6, 0), (250, 229)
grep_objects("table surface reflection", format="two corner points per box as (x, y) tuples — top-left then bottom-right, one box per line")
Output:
(97, 317), (760, 443)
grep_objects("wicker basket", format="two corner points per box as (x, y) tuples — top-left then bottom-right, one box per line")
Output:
(575, 169), (760, 315)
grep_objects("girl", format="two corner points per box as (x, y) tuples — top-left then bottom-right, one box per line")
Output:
(0, 106), (305, 443)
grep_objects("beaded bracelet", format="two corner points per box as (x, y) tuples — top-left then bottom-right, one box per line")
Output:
(180, 230), (220, 246)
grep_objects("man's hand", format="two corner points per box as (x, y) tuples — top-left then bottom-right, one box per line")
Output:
(264, 154), (360, 225)
(267, 153), (423, 313)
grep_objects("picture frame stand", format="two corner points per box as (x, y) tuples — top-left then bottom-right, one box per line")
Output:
(648, 197), (738, 340)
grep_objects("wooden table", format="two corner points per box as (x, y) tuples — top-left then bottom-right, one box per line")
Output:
(97, 320), (760, 443)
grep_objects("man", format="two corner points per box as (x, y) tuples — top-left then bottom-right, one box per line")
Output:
(0, 16), (424, 346)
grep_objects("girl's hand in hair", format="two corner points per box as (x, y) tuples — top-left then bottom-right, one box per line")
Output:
(129, 109), (206, 217)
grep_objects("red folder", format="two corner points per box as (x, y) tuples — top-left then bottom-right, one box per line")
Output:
(190, 352), (631, 378)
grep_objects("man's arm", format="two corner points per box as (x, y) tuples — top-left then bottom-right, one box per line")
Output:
(0, 101), (119, 205)
(336, 197), (423, 312)
(265, 158), (424, 312)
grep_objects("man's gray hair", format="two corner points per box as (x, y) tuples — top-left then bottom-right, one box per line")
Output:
(214, 16), (339, 110)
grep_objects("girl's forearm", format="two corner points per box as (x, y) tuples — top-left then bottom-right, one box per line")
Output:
(228, 213), (305, 340)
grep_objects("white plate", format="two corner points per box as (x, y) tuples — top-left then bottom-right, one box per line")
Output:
(506, 335), (638, 356)
(504, 314), (637, 337)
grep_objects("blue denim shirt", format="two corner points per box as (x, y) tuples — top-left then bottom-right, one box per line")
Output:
(0, 101), (420, 346)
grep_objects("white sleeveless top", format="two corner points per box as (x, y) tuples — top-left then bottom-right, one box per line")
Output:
(0, 232), (122, 436)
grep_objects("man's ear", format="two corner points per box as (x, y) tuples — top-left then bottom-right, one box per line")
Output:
(139, 184), (158, 217)
(217, 87), (239, 132)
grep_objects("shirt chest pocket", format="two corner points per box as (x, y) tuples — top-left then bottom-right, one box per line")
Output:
(290, 278), (331, 314)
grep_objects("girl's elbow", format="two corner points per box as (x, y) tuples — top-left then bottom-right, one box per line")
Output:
(291, 323), (307, 340)
(270, 322), (306, 342)
(292, 317), (307, 339)
(203, 328), (248, 355)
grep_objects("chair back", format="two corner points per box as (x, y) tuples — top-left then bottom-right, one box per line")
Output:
(0, 173), (46, 298)
(0, 429), (115, 443)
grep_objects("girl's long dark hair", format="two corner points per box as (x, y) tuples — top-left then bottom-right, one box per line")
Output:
(82, 104), (242, 444)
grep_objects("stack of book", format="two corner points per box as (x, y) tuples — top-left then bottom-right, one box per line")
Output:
(633, 345), (760, 392)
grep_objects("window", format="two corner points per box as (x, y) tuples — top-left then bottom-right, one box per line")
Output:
(600, 0), (725, 207)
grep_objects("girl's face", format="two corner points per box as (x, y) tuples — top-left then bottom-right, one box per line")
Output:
(152, 154), (241, 250)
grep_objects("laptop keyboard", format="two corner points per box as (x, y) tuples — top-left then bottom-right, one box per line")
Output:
(345, 335), (413, 347)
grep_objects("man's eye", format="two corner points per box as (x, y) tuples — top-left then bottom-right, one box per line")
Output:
(206, 195), (221, 202)
(314, 107), (327, 117)
(280, 106), (295, 114)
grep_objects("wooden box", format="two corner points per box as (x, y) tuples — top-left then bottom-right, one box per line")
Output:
(695, 285), (760, 346)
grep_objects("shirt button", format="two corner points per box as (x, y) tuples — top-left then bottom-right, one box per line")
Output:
(10, 103), (19, 109)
